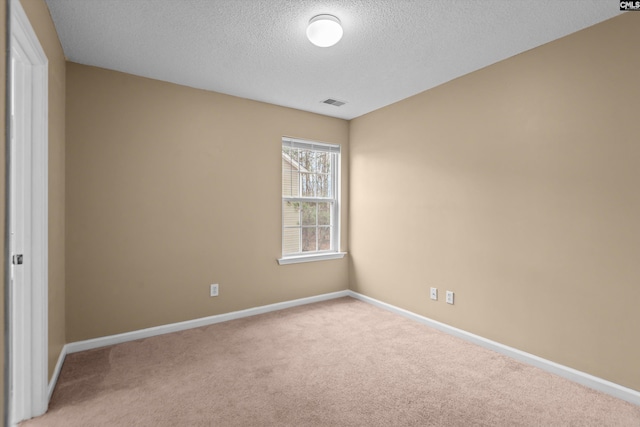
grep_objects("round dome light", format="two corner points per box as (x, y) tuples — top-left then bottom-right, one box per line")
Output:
(306, 14), (343, 47)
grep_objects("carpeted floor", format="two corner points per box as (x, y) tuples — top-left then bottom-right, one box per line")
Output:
(21, 297), (640, 426)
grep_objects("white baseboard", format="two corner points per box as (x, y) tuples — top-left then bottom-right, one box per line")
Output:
(49, 288), (638, 408)
(48, 345), (68, 401)
(346, 290), (640, 407)
(65, 290), (350, 355)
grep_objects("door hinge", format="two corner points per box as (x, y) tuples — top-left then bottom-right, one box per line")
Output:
(12, 254), (23, 265)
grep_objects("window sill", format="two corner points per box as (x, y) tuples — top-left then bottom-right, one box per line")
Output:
(277, 252), (347, 265)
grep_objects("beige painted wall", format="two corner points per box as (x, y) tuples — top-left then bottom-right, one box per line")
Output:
(65, 63), (349, 342)
(19, 0), (66, 380)
(349, 13), (640, 391)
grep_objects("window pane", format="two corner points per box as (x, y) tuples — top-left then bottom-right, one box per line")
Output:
(316, 173), (330, 197)
(282, 148), (300, 197)
(282, 167), (297, 198)
(283, 228), (300, 255)
(318, 203), (331, 226)
(290, 147), (300, 166)
(298, 149), (312, 171)
(300, 172), (315, 197)
(301, 202), (316, 226)
(318, 227), (331, 251)
(316, 152), (330, 174)
(283, 201), (300, 227)
(306, 150), (317, 172)
(302, 227), (317, 252)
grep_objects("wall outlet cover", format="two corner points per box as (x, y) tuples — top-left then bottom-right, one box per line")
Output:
(446, 291), (454, 305)
(210, 284), (219, 297)
(430, 287), (438, 300)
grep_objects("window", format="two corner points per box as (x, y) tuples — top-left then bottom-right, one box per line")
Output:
(279, 137), (345, 264)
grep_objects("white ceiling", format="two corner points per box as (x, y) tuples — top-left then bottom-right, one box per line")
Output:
(45, 0), (621, 120)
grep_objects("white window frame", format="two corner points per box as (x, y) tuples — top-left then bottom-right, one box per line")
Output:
(278, 137), (345, 265)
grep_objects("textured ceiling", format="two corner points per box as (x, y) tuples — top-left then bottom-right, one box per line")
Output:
(45, 0), (621, 120)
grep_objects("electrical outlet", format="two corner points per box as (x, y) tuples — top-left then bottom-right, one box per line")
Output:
(210, 284), (219, 297)
(446, 291), (454, 305)
(430, 287), (438, 301)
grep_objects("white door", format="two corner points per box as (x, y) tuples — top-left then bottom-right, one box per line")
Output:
(9, 46), (33, 425)
(9, 0), (49, 423)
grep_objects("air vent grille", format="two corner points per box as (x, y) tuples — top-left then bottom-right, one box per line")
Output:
(322, 98), (346, 107)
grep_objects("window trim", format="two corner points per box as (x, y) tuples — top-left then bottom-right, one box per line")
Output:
(277, 251), (347, 265)
(280, 137), (343, 263)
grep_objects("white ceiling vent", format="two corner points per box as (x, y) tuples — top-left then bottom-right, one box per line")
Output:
(322, 98), (346, 107)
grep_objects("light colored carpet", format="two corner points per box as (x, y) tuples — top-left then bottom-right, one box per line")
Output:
(22, 297), (640, 426)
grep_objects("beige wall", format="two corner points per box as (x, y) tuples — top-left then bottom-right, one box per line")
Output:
(19, 0), (66, 380)
(65, 63), (349, 342)
(349, 13), (640, 391)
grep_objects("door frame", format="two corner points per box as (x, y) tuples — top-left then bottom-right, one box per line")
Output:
(7, 0), (49, 423)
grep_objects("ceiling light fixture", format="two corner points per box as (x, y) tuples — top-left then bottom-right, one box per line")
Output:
(306, 14), (343, 47)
